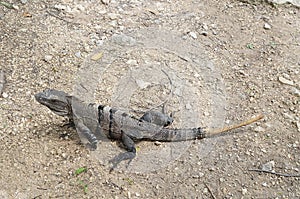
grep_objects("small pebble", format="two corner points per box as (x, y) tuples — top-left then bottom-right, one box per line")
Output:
(296, 121), (300, 132)
(12, 5), (19, 10)
(254, 126), (265, 132)
(194, 73), (200, 78)
(242, 188), (247, 195)
(278, 76), (294, 86)
(136, 79), (151, 89)
(212, 29), (218, 35)
(96, 40), (104, 46)
(203, 111), (210, 116)
(54, 4), (67, 10)
(126, 59), (137, 65)
(282, 112), (294, 120)
(264, 23), (271, 30)
(262, 182), (268, 187)
(261, 161), (275, 172)
(200, 31), (208, 36)
(189, 31), (197, 39)
(185, 103), (192, 110)
(2, 92), (8, 98)
(202, 23), (209, 30)
(44, 55), (53, 62)
(209, 167), (215, 171)
(290, 87), (300, 97)
(61, 153), (67, 159)
(261, 148), (267, 153)
(75, 4), (85, 11)
(107, 13), (118, 20)
(75, 52), (81, 58)
(0, 70), (5, 94)
(127, 191), (131, 198)
(101, 0), (110, 4)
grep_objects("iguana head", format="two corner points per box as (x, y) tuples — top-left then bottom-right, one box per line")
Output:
(35, 89), (72, 117)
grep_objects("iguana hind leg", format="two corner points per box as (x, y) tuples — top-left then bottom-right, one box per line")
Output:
(109, 131), (136, 172)
(140, 110), (173, 127)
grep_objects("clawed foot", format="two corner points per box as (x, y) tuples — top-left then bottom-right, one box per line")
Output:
(109, 152), (135, 172)
(86, 141), (98, 151)
(62, 120), (75, 128)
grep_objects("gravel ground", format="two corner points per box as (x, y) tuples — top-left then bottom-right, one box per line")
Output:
(0, 0), (299, 198)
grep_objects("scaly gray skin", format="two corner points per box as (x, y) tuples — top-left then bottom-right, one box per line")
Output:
(35, 89), (206, 170)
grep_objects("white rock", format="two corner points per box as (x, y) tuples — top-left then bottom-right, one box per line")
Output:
(282, 112), (294, 120)
(61, 153), (67, 159)
(261, 148), (267, 153)
(261, 161), (275, 172)
(135, 193), (140, 197)
(75, 4), (85, 11)
(189, 31), (197, 39)
(2, 92), (8, 98)
(127, 191), (131, 198)
(269, 0), (300, 7)
(194, 73), (200, 78)
(185, 103), (192, 110)
(12, 5), (19, 10)
(203, 111), (210, 116)
(264, 23), (271, 30)
(136, 79), (151, 89)
(107, 13), (118, 20)
(174, 88), (182, 96)
(44, 55), (53, 62)
(154, 141), (162, 146)
(200, 31), (208, 36)
(296, 121), (300, 132)
(75, 52), (81, 58)
(126, 59), (137, 65)
(254, 126), (265, 132)
(242, 188), (247, 195)
(102, 0), (110, 4)
(278, 76), (294, 86)
(156, 2), (165, 11)
(202, 23), (209, 30)
(96, 40), (104, 46)
(54, 4), (67, 10)
(109, 20), (117, 27)
(290, 87), (300, 97)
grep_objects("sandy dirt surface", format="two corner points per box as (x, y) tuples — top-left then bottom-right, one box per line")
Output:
(0, 0), (299, 198)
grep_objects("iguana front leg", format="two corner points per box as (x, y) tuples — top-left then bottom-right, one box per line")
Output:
(109, 131), (136, 172)
(75, 120), (98, 150)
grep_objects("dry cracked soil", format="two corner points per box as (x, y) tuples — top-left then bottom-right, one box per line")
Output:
(0, 0), (300, 198)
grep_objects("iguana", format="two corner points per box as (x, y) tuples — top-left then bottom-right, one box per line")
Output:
(35, 89), (263, 170)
